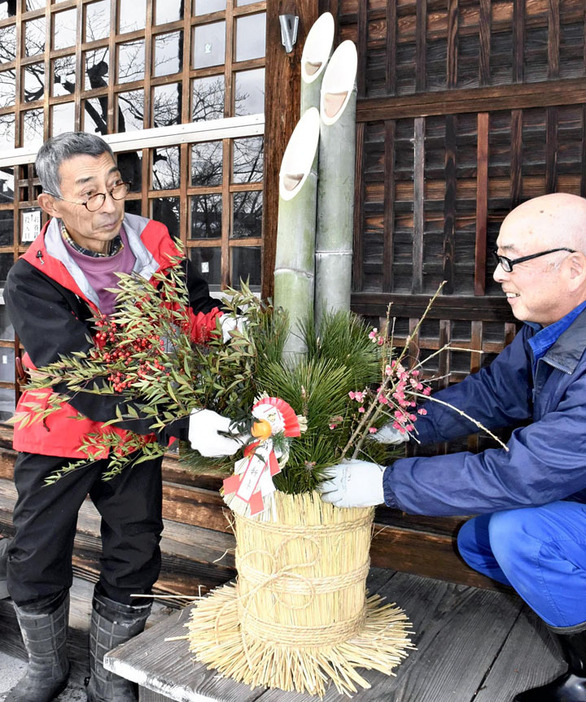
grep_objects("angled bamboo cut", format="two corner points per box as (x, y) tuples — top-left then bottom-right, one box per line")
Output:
(273, 106), (320, 362)
(300, 12), (335, 115)
(315, 40), (358, 330)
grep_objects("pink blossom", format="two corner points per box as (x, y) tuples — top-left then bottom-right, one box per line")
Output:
(418, 408), (427, 415)
(423, 387), (432, 396)
(369, 427), (378, 434)
(348, 391), (356, 399)
(358, 406), (365, 413)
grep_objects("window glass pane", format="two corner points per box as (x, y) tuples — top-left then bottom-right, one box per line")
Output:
(191, 141), (222, 186)
(23, 63), (44, 103)
(152, 83), (181, 127)
(237, 0), (260, 5)
(22, 109), (44, 147)
(0, 70), (15, 108)
(190, 195), (222, 239)
(232, 191), (262, 238)
(152, 147), (181, 190)
(156, 0), (184, 25)
(234, 68), (265, 116)
(85, 49), (109, 91)
(117, 41), (146, 84)
(235, 13), (266, 62)
(51, 102), (75, 136)
(231, 246), (261, 290)
(82, 97), (108, 135)
(0, 5), (11, 19)
(85, 0), (110, 42)
(192, 21), (225, 69)
(119, 0), (146, 33)
(53, 9), (77, 50)
(194, 0), (226, 15)
(0, 211), (14, 244)
(0, 25), (16, 65)
(117, 91), (144, 132)
(0, 169), (14, 205)
(192, 75), (224, 121)
(25, 0), (46, 9)
(0, 115), (15, 150)
(190, 247), (221, 289)
(232, 136), (263, 183)
(25, 18), (46, 57)
(52, 56), (76, 97)
(154, 31), (183, 77)
(152, 197), (180, 239)
(117, 151), (143, 192)
(124, 199), (142, 216)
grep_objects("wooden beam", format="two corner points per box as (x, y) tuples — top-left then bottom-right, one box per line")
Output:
(356, 77), (586, 122)
(261, 0), (320, 299)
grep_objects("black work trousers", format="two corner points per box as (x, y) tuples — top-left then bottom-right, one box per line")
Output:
(8, 451), (163, 607)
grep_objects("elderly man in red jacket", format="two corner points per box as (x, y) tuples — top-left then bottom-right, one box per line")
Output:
(3, 132), (242, 702)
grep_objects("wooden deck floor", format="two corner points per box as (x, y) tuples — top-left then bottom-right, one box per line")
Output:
(0, 569), (564, 702)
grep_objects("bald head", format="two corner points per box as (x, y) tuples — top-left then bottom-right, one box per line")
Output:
(494, 193), (586, 325)
(501, 193), (586, 253)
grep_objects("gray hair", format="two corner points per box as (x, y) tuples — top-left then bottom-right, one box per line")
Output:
(35, 132), (115, 197)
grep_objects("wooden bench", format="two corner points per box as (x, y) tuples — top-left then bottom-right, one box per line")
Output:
(104, 568), (564, 702)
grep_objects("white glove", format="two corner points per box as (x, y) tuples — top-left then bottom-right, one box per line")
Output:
(219, 314), (247, 343)
(188, 409), (244, 457)
(372, 422), (410, 445)
(319, 459), (385, 508)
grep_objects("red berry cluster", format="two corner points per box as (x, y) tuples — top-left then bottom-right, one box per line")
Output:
(92, 317), (167, 394)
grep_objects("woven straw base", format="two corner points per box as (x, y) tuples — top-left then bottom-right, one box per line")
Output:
(187, 582), (413, 698)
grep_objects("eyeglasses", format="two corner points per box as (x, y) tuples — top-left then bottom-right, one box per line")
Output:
(46, 181), (131, 212)
(492, 247), (576, 273)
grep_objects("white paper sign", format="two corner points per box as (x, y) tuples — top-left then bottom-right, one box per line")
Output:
(22, 210), (41, 243)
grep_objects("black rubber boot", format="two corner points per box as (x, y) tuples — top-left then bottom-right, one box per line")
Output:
(514, 626), (586, 701)
(5, 591), (71, 702)
(85, 590), (151, 702)
(0, 537), (11, 599)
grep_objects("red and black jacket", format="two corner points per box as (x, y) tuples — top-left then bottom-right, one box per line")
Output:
(5, 213), (221, 459)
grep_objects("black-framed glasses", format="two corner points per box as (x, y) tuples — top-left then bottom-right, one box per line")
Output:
(492, 247), (576, 273)
(47, 181), (131, 212)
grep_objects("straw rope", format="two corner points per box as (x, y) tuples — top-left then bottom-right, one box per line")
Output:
(239, 606), (367, 646)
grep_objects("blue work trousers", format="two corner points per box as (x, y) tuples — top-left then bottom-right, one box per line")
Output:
(457, 501), (586, 628)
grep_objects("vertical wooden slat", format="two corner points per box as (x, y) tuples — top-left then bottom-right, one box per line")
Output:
(352, 121), (366, 292)
(443, 115), (456, 294)
(545, 107), (558, 193)
(510, 109), (523, 208)
(467, 321), (483, 452)
(356, 0), (368, 99)
(475, 112), (489, 296)
(446, 0), (458, 89)
(547, 0), (560, 80)
(412, 117), (425, 293)
(438, 319), (451, 390)
(261, 0), (319, 300)
(479, 0), (491, 85)
(382, 120), (395, 292)
(415, 0), (427, 92)
(385, 0), (397, 96)
(512, 0), (525, 83)
(581, 105), (586, 198)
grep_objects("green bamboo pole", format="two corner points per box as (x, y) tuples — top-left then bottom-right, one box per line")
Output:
(315, 40), (358, 330)
(300, 12), (335, 115)
(274, 107), (321, 363)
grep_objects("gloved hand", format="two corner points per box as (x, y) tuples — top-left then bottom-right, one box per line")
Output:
(188, 409), (245, 457)
(319, 459), (385, 508)
(371, 422), (410, 445)
(219, 314), (247, 343)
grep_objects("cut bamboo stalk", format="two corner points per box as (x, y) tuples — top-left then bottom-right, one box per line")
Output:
(300, 12), (335, 115)
(274, 107), (320, 363)
(315, 40), (358, 330)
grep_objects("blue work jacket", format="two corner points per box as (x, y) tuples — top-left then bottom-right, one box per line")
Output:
(383, 308), (586, 516)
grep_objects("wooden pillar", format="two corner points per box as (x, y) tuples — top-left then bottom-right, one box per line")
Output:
(261, 0), (320, 299)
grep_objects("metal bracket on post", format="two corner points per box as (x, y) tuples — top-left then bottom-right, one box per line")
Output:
(279, 14), (299, 53)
